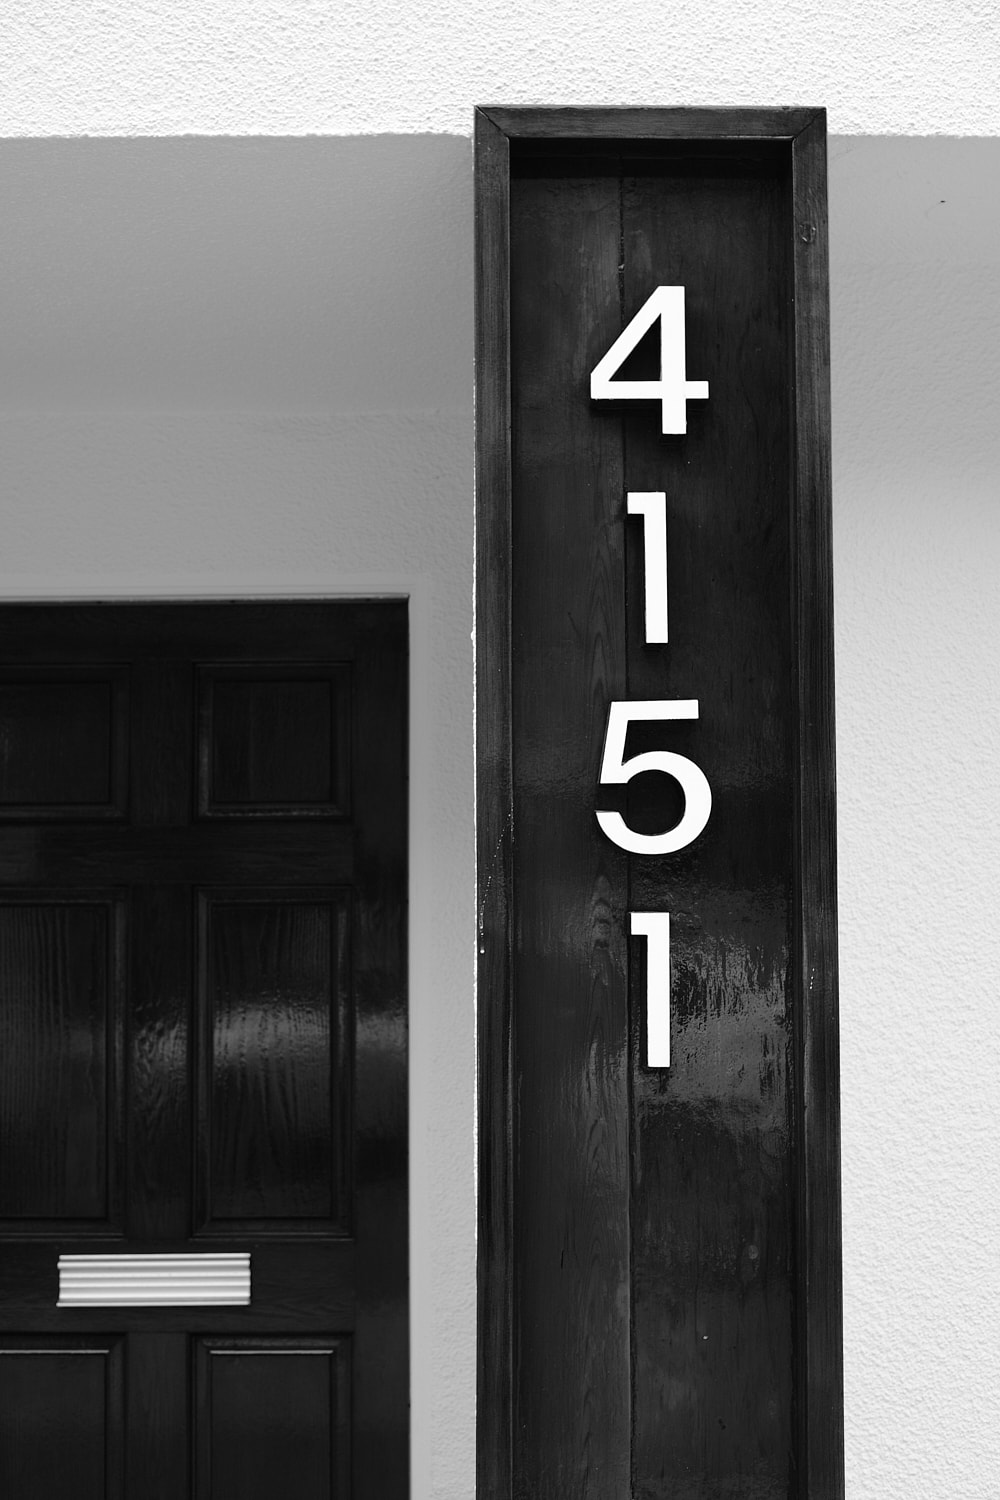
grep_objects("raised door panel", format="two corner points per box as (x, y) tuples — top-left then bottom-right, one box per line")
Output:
(0, 667), (128, 820)
(0, 1337), (124, 1498)
(0, 895), (124, 1231)
(195, 889), (351, 1235)
(194, 1337), (351, 1500)
(197, 663), (351, 819)
(508, 168), (632, 1493)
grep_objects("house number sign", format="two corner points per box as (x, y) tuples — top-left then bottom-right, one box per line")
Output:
(476, 106), (842, 1500)
(590, 284), (709, 1067)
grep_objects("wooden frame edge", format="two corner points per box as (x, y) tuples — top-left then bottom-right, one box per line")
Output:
(474, 105), (514, 1500)
(476, 104), (824, 140)
(790, 108), (846, 1500)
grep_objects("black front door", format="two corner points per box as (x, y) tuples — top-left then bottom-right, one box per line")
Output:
(0, 600), (408, 1498)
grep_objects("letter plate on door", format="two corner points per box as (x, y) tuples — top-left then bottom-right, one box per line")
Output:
(57, 1253), (251, 1306)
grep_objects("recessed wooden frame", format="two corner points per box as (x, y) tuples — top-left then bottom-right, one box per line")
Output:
(476, 107), (842, 1498)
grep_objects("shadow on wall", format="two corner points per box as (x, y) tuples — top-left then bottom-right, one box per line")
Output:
(0, 136), (474, 416)
(1, 131), (997, 440)
(829, 136), (1000, 1500)
(829, 136), (1000, 483)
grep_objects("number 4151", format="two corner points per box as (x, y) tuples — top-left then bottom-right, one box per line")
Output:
(590, 286), (711, 1067)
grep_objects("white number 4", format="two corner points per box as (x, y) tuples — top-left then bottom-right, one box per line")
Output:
(590, 285), (708, 435)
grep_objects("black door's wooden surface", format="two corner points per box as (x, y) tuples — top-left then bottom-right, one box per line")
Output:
(0, 601), (408, 1498)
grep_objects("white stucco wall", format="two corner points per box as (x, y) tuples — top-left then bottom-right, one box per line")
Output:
(830, 138), (1000, 1500)
(2, 9), (999, 1498)
(3, 0), (1000, 136)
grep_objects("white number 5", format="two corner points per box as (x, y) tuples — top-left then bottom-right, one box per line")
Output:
(596, 700), (712, 855)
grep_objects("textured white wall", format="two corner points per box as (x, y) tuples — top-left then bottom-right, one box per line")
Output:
(0, 126), (998, 1498)
(3, 0), (1000, 137)
(830, 138), (1000, 1500)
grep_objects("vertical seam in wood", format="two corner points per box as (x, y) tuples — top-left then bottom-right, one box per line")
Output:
(619, 157), (638, 1500)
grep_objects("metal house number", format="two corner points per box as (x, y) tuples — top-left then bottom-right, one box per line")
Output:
(590, 285), (710, 1068)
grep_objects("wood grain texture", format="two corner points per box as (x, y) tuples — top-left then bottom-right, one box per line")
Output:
(195, 1337), (350, 1500)
(350, 616), (409, 1500)
(0, 1336), (123, 1499)
(474, 105), (514, 1500)
(128, 660), (192, 1241)
(128, 885), (191, 1241)
(0, 669), (127, 817)
(0, 599), (404, 664)
(0, 824), (354, 887)
(790, 111), (844, 1500)
(198, 663), (351, 818)
(0, 897), (122, 1228)
(0, 600), (408, 1494)
(476, 107), (842, 1500)
(509, 165), (631, 1497)
(480, 107), (822, 142)
(198, 892), (348, 1228)
(623, 161), (795, 1500)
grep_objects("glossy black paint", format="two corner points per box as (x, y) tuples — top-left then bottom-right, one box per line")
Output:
(623, 163), (797, 1497)
(195, 1337), (351, 1500)
(0, 600), (408, 1498)
(0, 1337), (124, 1499)
(476, 109), (842, 1499)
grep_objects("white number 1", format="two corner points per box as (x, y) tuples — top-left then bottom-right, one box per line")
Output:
(628, 491), (668, 643)
(631, 912), (672, 1067)
(590, 285), (708, 434)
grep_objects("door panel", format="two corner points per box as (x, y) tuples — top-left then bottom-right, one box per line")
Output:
(0, 1336), (124, 1498)
(194, 1337), (351, 1500)
(0, 601), (408, 1498)
(0, 893), (124, 1232)
(0, 666), (129, 820)
(196, 888), (351, 1232)
(197, 662), (351, 819)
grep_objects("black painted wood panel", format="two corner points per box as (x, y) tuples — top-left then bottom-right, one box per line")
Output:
(0, 896), (123, 1228)
(480, 107), (825, 142)
(198, 890), (350, 1229)
(474, 109), (515, 1500)
(0, 667), (128, 820)
(195, 1337), (350, 1500)
(126, 1334), (188, 1499)
(0, 1242), (357, 1335)
(349, 623), (409, 1500)
(198, 663), (351, 818)
(476, 107), (842, 1500)
(0, 823), (354, 887)
(622, 163), (796, 1500)
(0, 1337), (123, 1498)
(509, 168), (631, 1497)
(0, 600), (408, 1496)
